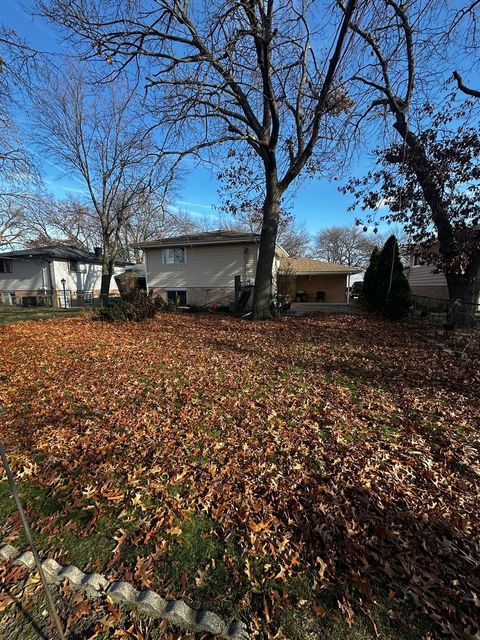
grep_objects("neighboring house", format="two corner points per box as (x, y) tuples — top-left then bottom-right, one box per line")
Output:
(405, 251), (449, 300)
(278, 257), (361, 303)
(406, 247), (480, 304)
(136, 230), (360, 307)
(0, 245), (130, 307)
(406, 235), (480, 304)
(136, 230), (288, 307)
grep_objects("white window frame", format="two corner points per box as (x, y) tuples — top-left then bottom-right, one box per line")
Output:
(68, 260), (86, 273)
(163, 247), (186, 265)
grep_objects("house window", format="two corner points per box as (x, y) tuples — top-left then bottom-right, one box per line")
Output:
(0, 259), (13, 273)
(163, 247), (186, 264)
(1, 292), (15, 305)
(166, 289), (187, 305)
(413, 254), (424, 266)
(69, 260), (86, 272)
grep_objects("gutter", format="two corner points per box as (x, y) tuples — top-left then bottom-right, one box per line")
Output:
(135, 238), (262, 249)
(294, 270), (362, 276)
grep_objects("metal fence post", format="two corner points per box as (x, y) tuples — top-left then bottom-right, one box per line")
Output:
(0, 443), (66, 640)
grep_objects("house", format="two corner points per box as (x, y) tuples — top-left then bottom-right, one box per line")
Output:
(136, 230), (359, 307)
(0, 245), (130, 307)
(405, 251), (449, 300)
(136, 230), (288, 308)
(406, 248), (480, 304)
(278, 257), (361, 303)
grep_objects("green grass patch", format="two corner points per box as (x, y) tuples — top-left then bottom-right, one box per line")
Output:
(53, 524), (115, 569)
(0, 480), (116, 571)
(154, 513), (245, 617)
(0, 480), (63, 521)
(0, 307), (84, 325)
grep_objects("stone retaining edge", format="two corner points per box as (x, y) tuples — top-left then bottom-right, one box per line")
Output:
(0, 543), (247, 639)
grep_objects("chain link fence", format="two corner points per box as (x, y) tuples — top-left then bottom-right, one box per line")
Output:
(409, 294), (480, 332)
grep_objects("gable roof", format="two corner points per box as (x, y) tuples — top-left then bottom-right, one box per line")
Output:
(136, 230), (289, 256)
(279, 257), (361, 275)
(0, 245), (131, 265)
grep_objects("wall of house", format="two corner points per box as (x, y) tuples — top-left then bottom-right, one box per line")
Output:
(146, 243), (258, 291)
(52, 260), (122, 303)
(153, 286), (236, 308)
(0, 257), (124, 306)
(0, 258), (50, 291)
(294, 274), (347, 303)
(0, 258), (52, 305)
(406, 263), (449, 300)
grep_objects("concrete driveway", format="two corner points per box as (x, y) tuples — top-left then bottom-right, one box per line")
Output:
(286, 302), (365, 316)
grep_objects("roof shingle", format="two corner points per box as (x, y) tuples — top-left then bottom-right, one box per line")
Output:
(279, 257), (361, 274)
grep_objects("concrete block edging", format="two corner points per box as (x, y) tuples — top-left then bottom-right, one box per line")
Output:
(0, 543), (247, 639)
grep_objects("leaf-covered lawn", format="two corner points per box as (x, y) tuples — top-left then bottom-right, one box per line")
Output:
(0, 313), (478, 639)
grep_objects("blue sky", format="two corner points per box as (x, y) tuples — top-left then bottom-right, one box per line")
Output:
(6, 0), (468, 236)
(2, 0), (373, 235)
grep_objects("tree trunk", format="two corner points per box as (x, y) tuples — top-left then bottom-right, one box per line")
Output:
(445, 267), (480, 327)
(100, 250), (115, 303)
(252, 173), (282, 320)
(392, 111), (480, 327)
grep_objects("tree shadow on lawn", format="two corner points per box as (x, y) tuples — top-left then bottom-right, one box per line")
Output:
(292, 478), (478, 639)
(0, 585), (50, 640)
(223, 316), (477, 418)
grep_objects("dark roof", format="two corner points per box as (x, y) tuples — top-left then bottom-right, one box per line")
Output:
(136, 230), (262, 248)
(0, 244), (131, 265)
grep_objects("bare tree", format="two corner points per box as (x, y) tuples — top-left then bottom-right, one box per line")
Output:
(451, 1), (480, 97)
(313, 225), (375, 267)
(277, 219), (312, 257)
(0, 28), (42, 243)
(0, 27), (38, 178)
(38, 0), (359, 318)
(31, 65), (170, 297)
(118, 198), (204, 263)
(313, 224), (409, 267)
(0, 201), (27, 249)
(24, 195), (101, 250)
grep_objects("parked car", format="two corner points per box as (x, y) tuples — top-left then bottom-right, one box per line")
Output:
(351, 281), (364, 299)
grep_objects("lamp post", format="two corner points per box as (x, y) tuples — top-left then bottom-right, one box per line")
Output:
(60, 278), (67, 308)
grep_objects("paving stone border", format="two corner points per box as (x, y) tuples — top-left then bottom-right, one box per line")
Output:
(0, 543), (248, 639)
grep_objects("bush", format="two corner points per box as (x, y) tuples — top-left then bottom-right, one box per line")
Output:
(362, 246), (380, 311)
(363, 235), (411, 320)
(97, 289), (167, 322)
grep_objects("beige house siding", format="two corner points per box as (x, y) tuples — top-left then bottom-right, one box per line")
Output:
(295, 274), (347, 303)
(407, 264), (447, 287)
(407, 264), (449, 300)
(408, 284), (450, 299)
(146, 243), (258, 290)
(152, 286), (235, 307)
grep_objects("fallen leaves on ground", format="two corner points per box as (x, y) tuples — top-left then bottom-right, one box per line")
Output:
(0, 312), (478, 638)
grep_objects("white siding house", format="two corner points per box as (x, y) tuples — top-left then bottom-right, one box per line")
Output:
(0, 245), (130, 307)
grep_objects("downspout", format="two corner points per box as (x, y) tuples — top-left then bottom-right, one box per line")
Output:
(47, 257), (56, 306)
(143, 251), (149, 293)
